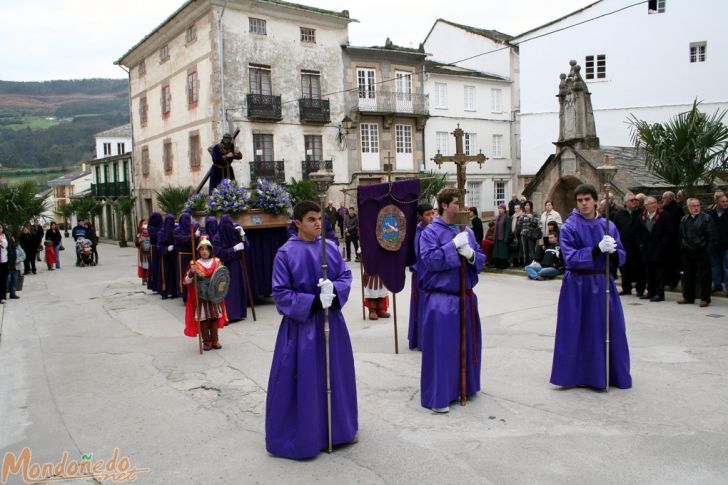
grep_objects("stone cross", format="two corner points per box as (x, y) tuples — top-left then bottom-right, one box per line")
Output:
(431, 125), (487, 225)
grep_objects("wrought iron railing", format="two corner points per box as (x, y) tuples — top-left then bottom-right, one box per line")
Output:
(246, 93), (282, 121)
(298, 98), (331, 123)
(349, 89), (429, 115)
(301, 160), (333, 179)
(91, 181), (130, 197)
(249, 160), (285, 184)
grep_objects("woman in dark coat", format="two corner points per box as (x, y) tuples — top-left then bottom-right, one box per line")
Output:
(212, 214), (249, 322)
(45, 222), (63, 269)
(173, 213), (196, 302)
(19, 226), (37, 275)
(156, 214), (179, 299)
(491, 203), (512, 270)
(146, 212), (163, 292)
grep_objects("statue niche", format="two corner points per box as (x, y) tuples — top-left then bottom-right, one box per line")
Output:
(557, 60), (599, 150)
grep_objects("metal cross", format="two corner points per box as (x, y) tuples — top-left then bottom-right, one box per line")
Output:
(383, 151), (395, 183)
(431, 125), (487, 225)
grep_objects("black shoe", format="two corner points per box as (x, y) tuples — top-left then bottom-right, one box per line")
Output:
(619, 290), (631, 296)
(9, 295), (19, 299)
(639, 294), (652, 300)
(649, 296), (665, 302)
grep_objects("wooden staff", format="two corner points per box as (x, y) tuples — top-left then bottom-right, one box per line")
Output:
(359, 256), (366, 321)
(190, 225), (202, 354)
(458, 252), (467, 405)
(604, 199), (612, 391)
(392, 292), (399, 354)
(319, 203), (334, 453)
(237, 235), (257, 321)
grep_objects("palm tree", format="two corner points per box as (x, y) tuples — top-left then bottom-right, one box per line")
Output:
(113, 196), (136, 247)
(156, 185), (193, 216)
(0, 181), (49, 238)
(58, 202), (74, 237)
(629, 100), (728, 197)
(418, 170), (448, 203)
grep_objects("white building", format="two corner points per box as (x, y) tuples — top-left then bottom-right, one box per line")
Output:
(423, 19), (521, 213)
(514, 0), (728, 175)
(115, 0), (353, 216)
(94, 124), (132, 159)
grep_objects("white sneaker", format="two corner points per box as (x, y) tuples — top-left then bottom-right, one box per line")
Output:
(432, 406), (450, 414)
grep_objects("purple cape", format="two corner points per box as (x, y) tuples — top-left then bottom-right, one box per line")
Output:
(212, 214), (249, 321)
(204, 216), (218, 240)
(266, 235), (357, 459)
(418, 217), (486, 409)
(174, 213), (196, 300)
(146, 212), (163, 293)
(407, 222), (426, 351)
(157, 214), (179, 298)
(551, 209), (632, 389)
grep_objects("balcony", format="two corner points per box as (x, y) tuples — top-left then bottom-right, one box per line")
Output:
(249, 160), (285, 184)
(301, 160), (333, 179)
(91, 181), (129, 197)
(247, 94), (282, 121)
(298, 98), (330, 123)
(349, 89), (429, 116)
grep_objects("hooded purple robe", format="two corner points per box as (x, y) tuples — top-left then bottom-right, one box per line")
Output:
(146, 212), (163, 293)
(408, 222), (426, 351)
(266, 235), (357, 459)
(173, 213), (196, 301)
(156, 214), (179, 298)
(550, 208), (632, 389)
(419, 217), (486, 409)
(212, 214), (249, 322)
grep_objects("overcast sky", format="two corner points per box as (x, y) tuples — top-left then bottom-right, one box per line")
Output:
(0, 0), (594, 81)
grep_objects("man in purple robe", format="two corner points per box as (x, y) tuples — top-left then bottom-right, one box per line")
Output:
(419, 189), (486, 413)
(266, 201), (357, 459)
(408, 202), (435, 351)
(173, 213), (197, 302)
(146, 212), (163, 293)
(208, 133), (242, 193)
(156, 214), (179, 300)
(212, 214), (249, 322)
(550, 183), (632, 390)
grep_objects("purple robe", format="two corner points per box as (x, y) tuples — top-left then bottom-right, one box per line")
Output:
(174, 213), (196, 301)
(146, 212), (163, 293)
(156, 214), (179, 298)
(419, 217), (486, 409)
(212, 214), (249, 321)
(550, 209), (632, 389)
(266, 235), (357, 460)
(407, 222), (426, 351)
(204, 216), (218, 240)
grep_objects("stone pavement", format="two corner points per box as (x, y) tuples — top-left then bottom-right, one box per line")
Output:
(1, 241), (727, 484)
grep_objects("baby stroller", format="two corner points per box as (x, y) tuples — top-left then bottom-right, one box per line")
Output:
(76, 237), (96, 267)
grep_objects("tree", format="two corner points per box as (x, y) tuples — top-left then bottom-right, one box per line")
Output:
(156, 185), (193, 216)
(0, 181), (49, 238)
(418, 170), (448, 203)
(629, 100), (728, 196)
(113, 196), (136, 247)
(286, 178), (318, 205)
(57, 202), (74, 236)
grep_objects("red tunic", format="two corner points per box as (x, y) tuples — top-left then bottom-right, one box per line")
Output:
(183, 257), (228, 336)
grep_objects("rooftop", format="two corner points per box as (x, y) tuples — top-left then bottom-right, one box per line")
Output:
(429, 18), (513, 43)
(47, 169), (92, 187)
(425, 61), (510, 81)
(95, 123), (131, 139)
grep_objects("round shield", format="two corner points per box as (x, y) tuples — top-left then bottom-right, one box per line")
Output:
(199, 265), (231, 304)
(376, 204), (407, 251)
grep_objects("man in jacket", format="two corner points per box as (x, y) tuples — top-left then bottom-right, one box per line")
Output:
(709, 194), (728, 293)
(524, 231), (563, 280)
(662, 191), (684, 288)
(638, 196), (673, 302)
(344, 206), (359, 262)
(614, 193), (646, 296)
(677, 198), (717, 307)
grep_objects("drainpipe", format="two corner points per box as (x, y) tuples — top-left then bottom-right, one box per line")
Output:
(218, 1), (228, 137)
(118, 63), (135, 238)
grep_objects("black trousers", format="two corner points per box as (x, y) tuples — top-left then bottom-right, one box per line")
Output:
(645, 262), (665, 299)
(0, 262), (8, 301)
(345, 232), (359, 260)
(23, 254), (37, 274)
(621, 250), (646, 295)
(681, 250), (711, 303)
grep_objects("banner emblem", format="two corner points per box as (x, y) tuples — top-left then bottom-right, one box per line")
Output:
(376, 204), (407, 251)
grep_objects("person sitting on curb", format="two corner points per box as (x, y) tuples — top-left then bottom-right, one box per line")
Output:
(524, 231), (563, 280)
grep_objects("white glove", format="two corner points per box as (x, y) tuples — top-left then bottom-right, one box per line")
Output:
(195, 228), (201, 237)
(457, 244), (475, 261)
(167, 245), (174, 252)
(598, 235), (616, 254)
(318, 278), (335, 309)
(452, 231), (469, 249)
(356, 247), (361, 255)
(236, 225), (245, 237)
(233, 242), (245, 252)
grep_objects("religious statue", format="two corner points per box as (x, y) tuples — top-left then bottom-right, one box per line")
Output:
(557, 60), (599, 149)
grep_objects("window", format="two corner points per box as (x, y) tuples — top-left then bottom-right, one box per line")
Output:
(301, 70), (321, 99)
(95, 166), (101, 184)
(304, 135), (323, 161)
(585, 54), (606, 80)
(163, 140), (173, 173)
(103, 143), (112, 156)
(360, 123), (379, 153)
(493, 181), (506, 207)
(187, 70), (199, 106)
(250, 65), (272, 95)
(141, 146), (150, 176)
(189, 132), (201, 169)
(113, 162), (119, 182)
(160, 44), (169, 63)
(357, 68), (376, 108)
(690, 42), (707, 63)
(492, 134), (503, 158)
(491, 88), (502, 113)
(117, 142), (125, 155)
(138, 59), (146, 78)
(465, 133), (477, 156)
(185, 24), (197, 43)
(161, 85), (171, 116)
(249, 17), (267, 35)
(253, 134), (274, 161)
(123, 160), (128, 182)
(464, 86), (475, 111)
(434, 83), (448, 109)
(436, 131), (449, 155)
(648, 0), (666, 13)
(466, 181), (481, 209)
(395, 124), (413, 154)
(139, 95), (148, 126)
(300, 27), (316, 43)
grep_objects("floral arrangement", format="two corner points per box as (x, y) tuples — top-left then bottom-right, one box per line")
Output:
(183, 193), (208, 213)
(253, 178), (292, 215)
(207, 179), (252, 214)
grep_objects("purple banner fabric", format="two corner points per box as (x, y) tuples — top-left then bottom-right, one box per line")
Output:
(357, 179), (420, 293)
